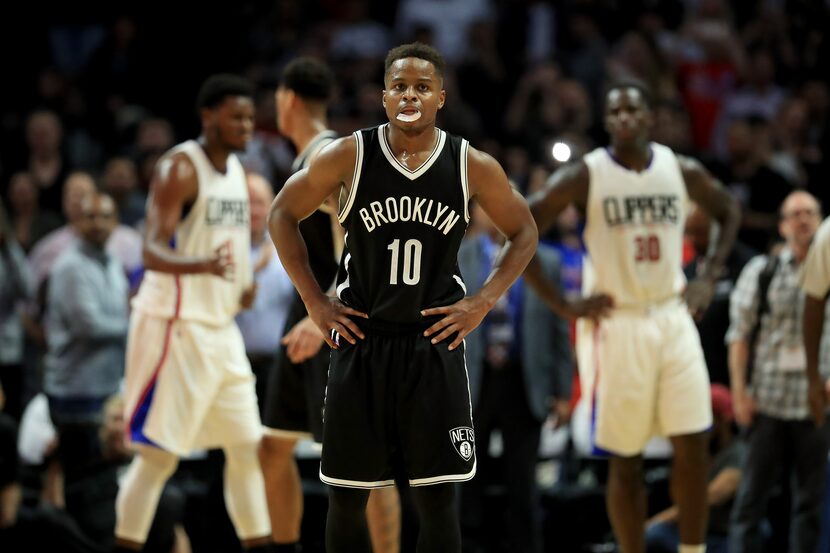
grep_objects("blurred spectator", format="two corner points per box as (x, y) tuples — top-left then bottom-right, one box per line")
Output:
(727, 190), (830, 553)
(608, 30), (678, 104)
(0, 412), (21, 539)
(456, 18), (508, 137)
(0, 197), (33, 422)
(459, 204), (572, 553)
(684, 203), (756, 386)
(503, 63), (563, 161)
(645, 384), (744, 553)
(560, 9), (608, 118)
(712, 48), (786, 158)
(328, 0), (392, 61)
(22, 110), (71, 218)
(651, 101), (696, 155)
(43, 192), (128, 531)
(235, 173), (295, 413)
(394, 0), (494, 63)
(545, 205), (586, 299)
(707, 117), (793, 253)
(676, 1), (743, 151)
(6, 171), (62, 253)
(28, 171), (142, 290)
(131, 118), (176, 194)
(101, 157), (145, 228)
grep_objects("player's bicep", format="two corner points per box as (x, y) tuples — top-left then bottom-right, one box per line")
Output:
(144, 155), (196, 244)
(273, 137), (356, 222)
(468, 150), (535, 239)
(680, 156), (735, 222)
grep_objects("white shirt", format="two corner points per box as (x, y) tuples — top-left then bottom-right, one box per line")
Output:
(132, 140), (252, 326)
(582, 143), (688, 307)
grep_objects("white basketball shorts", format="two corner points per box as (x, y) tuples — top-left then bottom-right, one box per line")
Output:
(576, 299), (712, 456)
(124, 311), (262, 456)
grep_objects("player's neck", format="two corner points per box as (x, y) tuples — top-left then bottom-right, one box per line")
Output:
(292, 118), (329, 155)
(199, 138), (231, 173)
(385, 124), (437, 156)
(609, 140), (651, 172)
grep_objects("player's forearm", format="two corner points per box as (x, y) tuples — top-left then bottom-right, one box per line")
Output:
(701, 197), (740, 281)
(728, 340), (750, 393)
(142, 241), (213, 275)
(268, 208), (327, 307)
(804, 295), (826, 382)
(476, 226), (537, 308)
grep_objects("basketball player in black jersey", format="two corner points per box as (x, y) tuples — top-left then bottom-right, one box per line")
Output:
(260, 57), (400, 553)
(269, 43), (537, 553)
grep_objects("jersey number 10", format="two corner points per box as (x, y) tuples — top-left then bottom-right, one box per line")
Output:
(634, 234), (661, 262)
(388, 238), (422, 285)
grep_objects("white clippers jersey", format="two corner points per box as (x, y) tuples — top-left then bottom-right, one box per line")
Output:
(581, 143), (688, 307)
(133, 140), (252, 326)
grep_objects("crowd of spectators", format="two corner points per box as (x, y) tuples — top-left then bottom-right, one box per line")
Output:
(2, 1), (830, 551)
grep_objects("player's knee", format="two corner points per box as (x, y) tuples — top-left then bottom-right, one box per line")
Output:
(411, 483), (456, 515)
(329, 486), (371, 513)
(259, 434), (298, 462)
(224, 441), (261, 472)
(135, 445), (179, 481)
(610, 456), (644, 482)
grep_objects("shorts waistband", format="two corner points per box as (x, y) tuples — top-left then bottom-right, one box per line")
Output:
(351, 316), (441, 337)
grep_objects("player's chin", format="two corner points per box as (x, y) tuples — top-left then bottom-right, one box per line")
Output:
(227, 138), (251, 152)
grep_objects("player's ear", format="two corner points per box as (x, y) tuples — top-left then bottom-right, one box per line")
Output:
(644, 107), (655, 129)
(438, 89), (446, 110)
(200, 107), (215, 130)
(382, 89), (388, 109)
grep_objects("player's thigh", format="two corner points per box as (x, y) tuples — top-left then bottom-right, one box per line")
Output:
(202, 325), (262, 446)
(657, 310), (712, 437)
(593, 316), (660, 455)
(400, 339), (476, 486)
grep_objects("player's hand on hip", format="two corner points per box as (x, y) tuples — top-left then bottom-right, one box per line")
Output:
(422, 296), (489, 351)
(684, 277), (715, 320)
(566, 294), (614, 321)
(732, 388), (756, 428)
(282, 316), (326, 362)
(239, 283), (257, 310)
(307, 296), (367, 349)
(808, 375), (827, 428)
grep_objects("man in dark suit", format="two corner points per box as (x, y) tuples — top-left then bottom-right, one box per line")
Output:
(458, 204), (572, 553)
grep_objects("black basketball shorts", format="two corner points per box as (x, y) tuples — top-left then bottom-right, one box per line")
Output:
(262, 298), (329, 443)
(319, 319), (476, 488)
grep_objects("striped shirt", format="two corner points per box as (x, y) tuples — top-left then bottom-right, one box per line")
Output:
(727, 247), (830, 419)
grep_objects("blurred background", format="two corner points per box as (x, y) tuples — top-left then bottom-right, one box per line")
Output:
(1, 0), (830, 552)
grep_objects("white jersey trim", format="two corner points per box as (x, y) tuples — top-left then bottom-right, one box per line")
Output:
(335, 250), (351, 299)
(378, 123), (447, 181)
(338, 133), (363, 223)
(319, 469), (396, 489)
(460, 139), (470, 222)
(453, 274), (467, 294)
(409, 458), (477, 487)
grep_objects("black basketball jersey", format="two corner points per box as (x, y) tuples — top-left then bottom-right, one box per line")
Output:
(294, 130), (339, 289)
(335, 124), (470, 323)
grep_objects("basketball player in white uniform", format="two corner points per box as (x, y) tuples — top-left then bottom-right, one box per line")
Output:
(526, 83), (740, 553)
(114, 75), (272, 553)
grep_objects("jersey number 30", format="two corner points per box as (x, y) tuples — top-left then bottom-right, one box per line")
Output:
(634, 234), (661, 262)
(388, 238), (422, 285)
